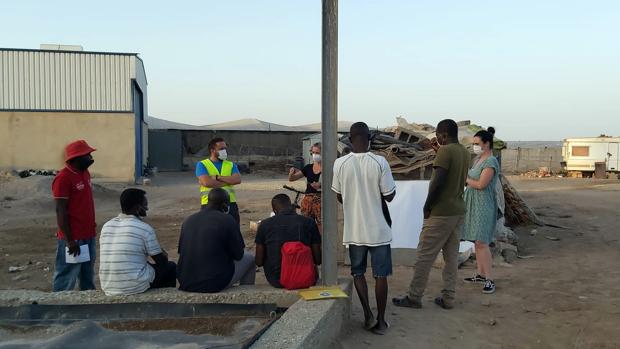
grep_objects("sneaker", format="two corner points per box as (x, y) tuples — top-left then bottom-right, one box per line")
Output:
(483, 280), (496, 294)
(464, 274), (486, 284)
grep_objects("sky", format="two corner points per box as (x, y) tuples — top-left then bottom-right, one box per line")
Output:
(2, 0), (619, 140)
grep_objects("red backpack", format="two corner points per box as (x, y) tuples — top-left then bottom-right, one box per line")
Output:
(280, 241), (317, 290)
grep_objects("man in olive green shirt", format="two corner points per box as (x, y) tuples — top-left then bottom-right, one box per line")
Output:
(393, 119), (470, 310)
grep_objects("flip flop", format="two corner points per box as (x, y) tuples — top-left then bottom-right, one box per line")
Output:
(392, 295), (422, 309)
(364, 317), (376, 330)
(370, 321), (390, 335)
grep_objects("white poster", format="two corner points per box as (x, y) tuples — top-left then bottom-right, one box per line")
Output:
(387, 180), (430, 249)
(388, 180), (476, 256)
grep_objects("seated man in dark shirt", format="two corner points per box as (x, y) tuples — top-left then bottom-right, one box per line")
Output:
(177, 188), (255, 293)
(255, 194), (322, 288)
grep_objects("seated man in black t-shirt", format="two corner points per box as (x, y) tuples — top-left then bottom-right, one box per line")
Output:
(255, 194), (322, 288)
(177, 188), (255, 293)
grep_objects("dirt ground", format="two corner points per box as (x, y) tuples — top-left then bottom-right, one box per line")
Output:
(1, 172), (619, 348)
(338, 178), (620, 349)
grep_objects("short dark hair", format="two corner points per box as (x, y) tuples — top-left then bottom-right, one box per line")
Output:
(271, 193), (292, 208)
(120, 188), (146, 213)
(487, 127), (496, 135)
(208, 137), (225, 152)
(474, 130), (494, 146)
(350, 122), (370, 140)
(311, 142), (321, 151)
(208, 188), (230, 206)
(436, 119), (458, 138)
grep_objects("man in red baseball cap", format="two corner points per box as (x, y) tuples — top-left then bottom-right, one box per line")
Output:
(51, 140), (98, 291)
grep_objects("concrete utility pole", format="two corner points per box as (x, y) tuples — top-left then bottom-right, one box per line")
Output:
(321, 0), (338, 286)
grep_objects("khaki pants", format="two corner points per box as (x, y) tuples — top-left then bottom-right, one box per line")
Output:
(408, 215), (464, 303)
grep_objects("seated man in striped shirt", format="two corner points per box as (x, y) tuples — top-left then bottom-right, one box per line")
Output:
(99, 188), (176, 296)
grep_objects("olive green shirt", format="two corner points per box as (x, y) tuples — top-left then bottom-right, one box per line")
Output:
(429, 143), (471, 217)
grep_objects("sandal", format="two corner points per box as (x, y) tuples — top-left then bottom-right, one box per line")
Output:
(434, 297), (454, 310)
(364, 316), (376, 330)
(370, 321), (390, 335)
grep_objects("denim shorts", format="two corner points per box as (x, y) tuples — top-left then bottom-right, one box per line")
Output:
(349, 244), (392, 278)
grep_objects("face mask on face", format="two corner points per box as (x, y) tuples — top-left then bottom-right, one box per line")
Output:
(473, 145), (483, 155)
(217, 149), (228, 161)
(75, 156), (94, 171)
(312, 154), (322, 163)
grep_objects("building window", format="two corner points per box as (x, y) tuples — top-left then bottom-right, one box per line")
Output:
(572, 146), (589, 157)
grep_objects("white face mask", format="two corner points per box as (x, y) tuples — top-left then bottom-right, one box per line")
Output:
(473, 145), (483, 155)
(217, 149), (228, 160)
(312, 154), (322, 163)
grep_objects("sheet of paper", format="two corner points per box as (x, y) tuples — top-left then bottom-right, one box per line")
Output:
(65, 244), (91, 264)
(387, 180), (430, 249)
(298, 287), (349, 301)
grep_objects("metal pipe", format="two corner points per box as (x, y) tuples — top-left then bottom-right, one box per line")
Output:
(321, 0), (339, 286)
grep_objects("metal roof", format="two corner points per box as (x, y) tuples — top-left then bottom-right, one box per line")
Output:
(146, 116), (355, 133)
(0, 48), (146, 112)
(202, 118), (295, 132)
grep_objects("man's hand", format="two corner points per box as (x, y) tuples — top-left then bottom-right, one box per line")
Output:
(431, 138), (440, 152)
(67, 240), (80, 257)
(310, 182), (321, 191)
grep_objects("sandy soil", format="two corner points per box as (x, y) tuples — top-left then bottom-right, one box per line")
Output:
(1, 173), (619, 348)
(0, 171), (297, 290)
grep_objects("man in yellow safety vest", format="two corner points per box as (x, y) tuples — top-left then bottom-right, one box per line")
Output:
(196, 137), (242, 224)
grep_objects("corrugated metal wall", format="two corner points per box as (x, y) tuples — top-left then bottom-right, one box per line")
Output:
(0, 50), (136, 111)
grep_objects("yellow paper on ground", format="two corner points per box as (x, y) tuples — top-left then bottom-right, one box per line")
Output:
(298, 287), (348, 301)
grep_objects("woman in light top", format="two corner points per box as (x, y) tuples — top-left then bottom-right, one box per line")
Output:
(462, 130), (500, 294)
(288, 143), (322, 232)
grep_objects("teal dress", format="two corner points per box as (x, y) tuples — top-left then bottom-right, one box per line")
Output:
(461, 156), (500, 244)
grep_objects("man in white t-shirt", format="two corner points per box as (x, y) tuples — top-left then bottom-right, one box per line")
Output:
(332, 122), (396, 335)
(99, 189), (176, 296)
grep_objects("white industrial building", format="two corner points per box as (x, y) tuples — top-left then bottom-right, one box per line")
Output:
(0, 45), (148, 182)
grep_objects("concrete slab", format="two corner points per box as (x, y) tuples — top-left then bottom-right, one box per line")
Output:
(252, 279), (353, 349)
(0, 280), (353, 349)
(0, 286), (300, 308)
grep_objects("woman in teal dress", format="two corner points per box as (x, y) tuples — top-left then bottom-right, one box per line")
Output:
(462, 130), (500, 294)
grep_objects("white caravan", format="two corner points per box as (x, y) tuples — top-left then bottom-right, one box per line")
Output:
(562, 136), (620, 174)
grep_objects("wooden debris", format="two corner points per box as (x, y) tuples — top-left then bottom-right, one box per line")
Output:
(500, 174), (546, 226)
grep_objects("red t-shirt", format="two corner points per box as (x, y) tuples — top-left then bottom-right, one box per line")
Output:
(51, 165), (96, 240)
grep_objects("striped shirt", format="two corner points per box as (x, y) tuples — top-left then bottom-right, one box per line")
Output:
(99, 214), (162, 296)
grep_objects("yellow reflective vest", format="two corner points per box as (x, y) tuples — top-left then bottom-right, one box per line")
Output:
(199, 159), (237, 205)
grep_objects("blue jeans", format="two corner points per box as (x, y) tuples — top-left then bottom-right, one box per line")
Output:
(53, 238), (96, 292)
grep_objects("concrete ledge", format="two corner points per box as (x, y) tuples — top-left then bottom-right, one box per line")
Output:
(252, 279), (353, 349)
(0, 286), (300, 308)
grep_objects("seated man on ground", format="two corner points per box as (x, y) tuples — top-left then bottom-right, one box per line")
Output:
(255, 194), (321, 289)
(99, 188), (176, 296)
(177, 188), (255, 293)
